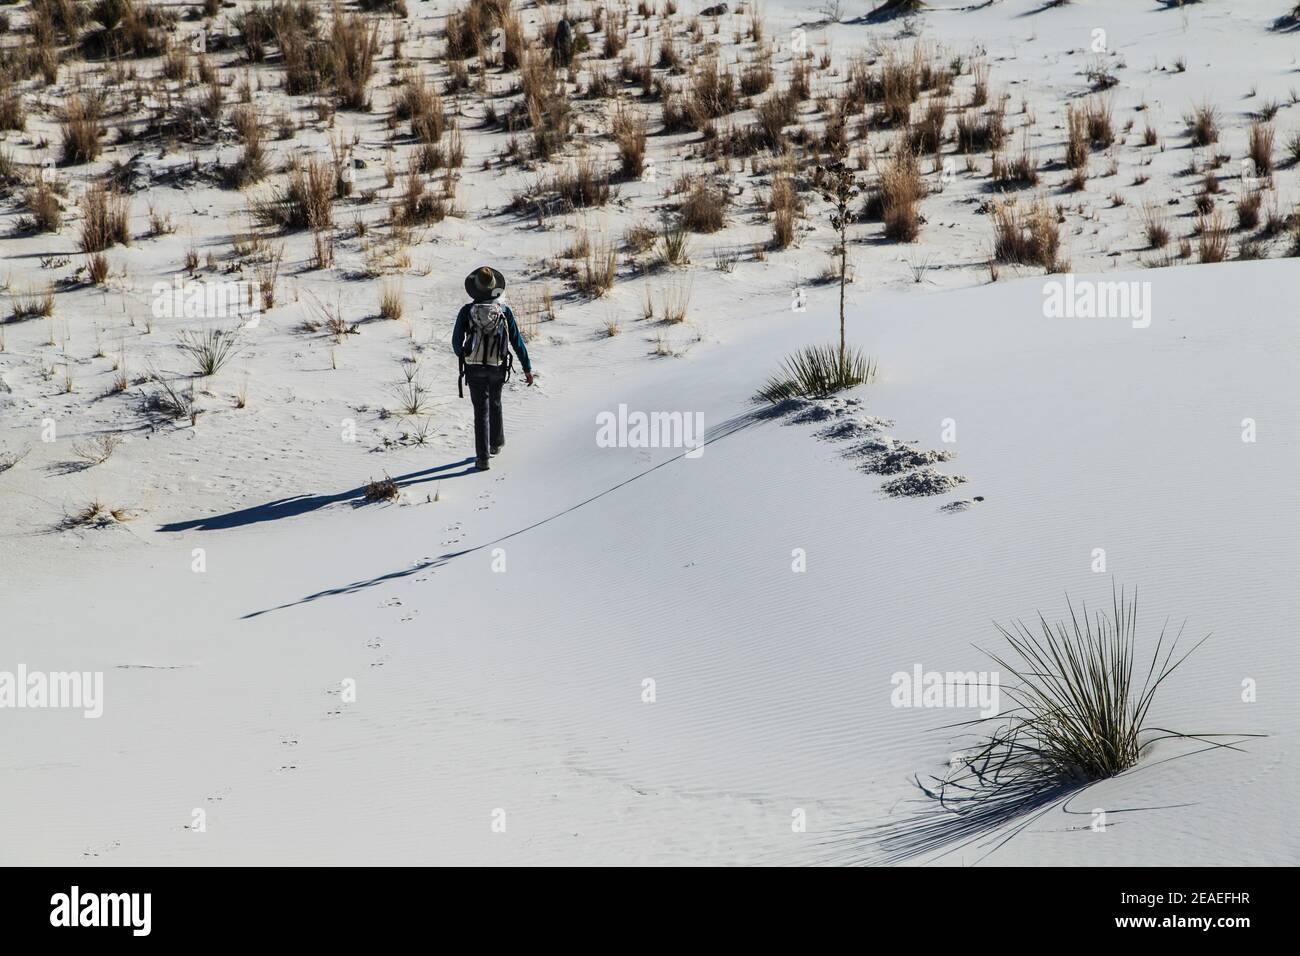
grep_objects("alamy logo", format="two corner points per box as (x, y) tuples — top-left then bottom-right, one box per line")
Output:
(0, 665), (102, 718)
(50, 887), (151, 936)
(595, 404), (705, 459)
(890, 664), (1000, 718)
(151, 276), (262, 322)
(1042, 274), (1152, 328)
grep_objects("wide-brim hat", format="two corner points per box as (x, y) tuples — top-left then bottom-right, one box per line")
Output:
(465, 266), (506, 300)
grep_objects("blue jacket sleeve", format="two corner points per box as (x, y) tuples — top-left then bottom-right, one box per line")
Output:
(451, 305), (469, 359)
(505, 306), (531, 374)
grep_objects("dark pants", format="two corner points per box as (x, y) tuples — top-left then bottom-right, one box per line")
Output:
(465, 364), (506, 464)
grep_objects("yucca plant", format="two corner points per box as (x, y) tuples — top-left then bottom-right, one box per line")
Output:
(853, 588), (1255, 866)
(177, 326), (243, 378)
(755, 344), (876, 403)
(946, 590), (1237, 801)
(972, 589), (1209, 782)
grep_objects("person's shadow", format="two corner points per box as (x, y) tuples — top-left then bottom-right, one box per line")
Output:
(157, 457), (478, 532)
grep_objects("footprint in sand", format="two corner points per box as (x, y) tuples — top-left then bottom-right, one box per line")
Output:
(82, 839), (121, 858)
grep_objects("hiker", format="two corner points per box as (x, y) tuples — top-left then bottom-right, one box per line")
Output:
(452, 266), (534, 472)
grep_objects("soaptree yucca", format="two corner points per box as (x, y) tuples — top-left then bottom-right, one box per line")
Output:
(756, 344), (876, 403)
(945, 588), (1243, 802)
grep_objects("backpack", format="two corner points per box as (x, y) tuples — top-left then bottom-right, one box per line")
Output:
(458, 302), (513, 397)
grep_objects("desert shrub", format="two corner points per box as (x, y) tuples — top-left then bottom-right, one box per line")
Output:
(1247, 120), (1275, 177)
(684, 56), (739, 128)
(577, 239), (618, 297)
(363, 474), (400, 502)
(60, 94), (103, 165)
(659, 279), (691, 323)
(9, 285), (56, 322)
(177, 325), (243, 378)
(21, 178), (62, 233)
(331, 13), (380, 110)
(552, 156), (614, 208)
(397, 71), (445, 143)
(874, 146), (925, 242)
(991, 133), (1039, 188)
(907, 97), (947, 154)
(754, 90), (797, 149)
(86, 251), (109, 283)
(740, 54), (774, 96)
(679, 179), (727, 233)
(1065, 103), (1089, 170)
(253, 158), (334, 231)
(1140, 201), (1170, 248)
(1237, 184), (1262, 230)
(224, 106), (267, 187)
(768, 171), (801, 249)
(1084, 96), (1114, 148)
(954, 103), (1005, 153)
(520, 50), (570, 159)
(1197, 210), (1228, 262)
(445, 0), (508, 60)
(756, 344), (877, 403)
(79, 183), (131, 252)
(81, 0), (173, 59)
(390, 165), (446, 226)
(378, 281), (404, 320)
(73, 432), (124, 465)
(991, 199), (1064, 271)
(656, 219), (691, 266)
(1185, 100), (1220, 146)
(0, 82), (25, 131)
(977, 590), (1211, 781)
(611, 104), (646, 179)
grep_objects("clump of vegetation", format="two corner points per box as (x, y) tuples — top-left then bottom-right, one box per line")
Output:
(1185, 100), (1220, 147)
(330, 11), (380, 110)
(611, 103), (647, 179)
(756, 344), (878, 403)
(864, 145), (925, 242)
(61, 93), (103, 165)
(968, 589), (1218, 781)
(1140, 201), (1170, 249)
(991, 199), (1066, 272)
(79, 183), (131, 252)
(62, 499), (133, 529)
(363, 474), (400, 502)
(1247, 120), (1275, 177)
(9, 286), (56, 322)
(679, 179), (727, 233)
(253, 158), (335, 231)
(177, 326), (244, 378)
(21, 178), (63, 233)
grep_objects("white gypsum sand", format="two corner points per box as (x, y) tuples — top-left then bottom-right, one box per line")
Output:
(0, 1), (1297, 865)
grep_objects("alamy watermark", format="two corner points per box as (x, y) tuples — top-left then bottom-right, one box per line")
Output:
(50, 887), (150, 936)
(890, 663), (1000, 718)
(151, 276), (262, 325)
(1042, 274), (1152, 329)
(0, 665), (103, 718)
(596, 404), (705, 458)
